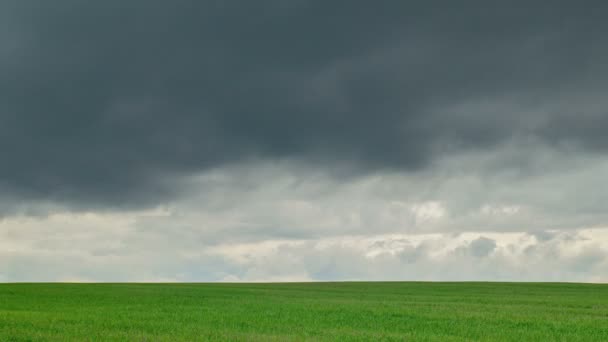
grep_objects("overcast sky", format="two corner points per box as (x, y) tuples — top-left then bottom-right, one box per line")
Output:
(2, 1), (608, 282)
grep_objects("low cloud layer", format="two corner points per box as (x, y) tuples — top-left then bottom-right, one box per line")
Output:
(2, 154), (608, 282)
(2, 207), (607, 282)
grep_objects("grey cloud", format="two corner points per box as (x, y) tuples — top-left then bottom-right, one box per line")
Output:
(124, 153), (608, 241)
(1, 1), (608, 209)
(468, 237), (497, 258)
(531, 230), (558, 242)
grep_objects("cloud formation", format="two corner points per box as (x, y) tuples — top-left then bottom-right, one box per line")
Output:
(2, 206), (607, 282)
(2, 154), (608, 282)
(1, 1), (608, 209)
(2, 1), (608, 282)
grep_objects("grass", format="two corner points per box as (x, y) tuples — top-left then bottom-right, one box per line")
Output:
(1, 282), (607, 341)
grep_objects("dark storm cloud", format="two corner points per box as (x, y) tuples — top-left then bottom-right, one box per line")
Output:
(1, 0), (607, 208)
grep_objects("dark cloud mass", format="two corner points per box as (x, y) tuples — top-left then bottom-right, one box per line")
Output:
(1, 1), (608, 208)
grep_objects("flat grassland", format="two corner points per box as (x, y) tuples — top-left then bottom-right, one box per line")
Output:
(1, 282), (607, 341)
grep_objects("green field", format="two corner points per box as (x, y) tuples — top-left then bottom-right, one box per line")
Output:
(1, 282), (607, 341)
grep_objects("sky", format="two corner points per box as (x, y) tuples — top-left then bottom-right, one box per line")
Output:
(2, 1), (608, 282)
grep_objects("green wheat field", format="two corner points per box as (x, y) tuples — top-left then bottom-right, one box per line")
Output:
(1, 282), (607, 341)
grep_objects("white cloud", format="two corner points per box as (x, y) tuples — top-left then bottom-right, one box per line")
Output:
(1, 205), (607, 282)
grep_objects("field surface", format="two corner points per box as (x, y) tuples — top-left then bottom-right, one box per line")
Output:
(1, 282), (608, 341)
